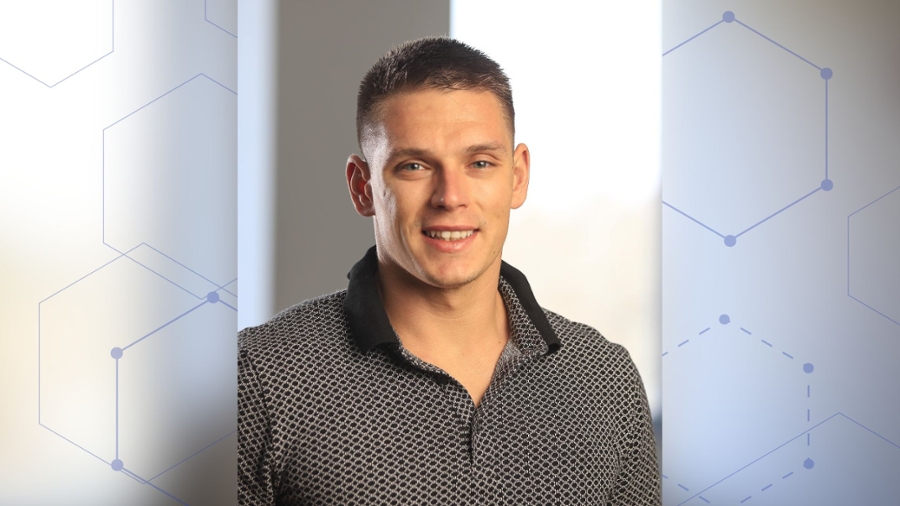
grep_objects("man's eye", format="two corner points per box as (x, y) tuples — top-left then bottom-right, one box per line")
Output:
(472, 161), (492, 169)
(401, 163), (423, 171)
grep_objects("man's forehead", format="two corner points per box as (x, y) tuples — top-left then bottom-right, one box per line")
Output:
(363, 89), (514, 160)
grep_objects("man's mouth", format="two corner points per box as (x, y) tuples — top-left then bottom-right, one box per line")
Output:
(423, 229), (476, 241)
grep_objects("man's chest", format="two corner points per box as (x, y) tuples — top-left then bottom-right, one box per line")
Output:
(267, 360), (621, 505)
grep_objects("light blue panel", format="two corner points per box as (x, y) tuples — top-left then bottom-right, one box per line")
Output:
(663, 3), (900, 505)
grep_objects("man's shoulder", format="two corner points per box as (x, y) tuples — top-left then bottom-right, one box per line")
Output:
(238, 289), (349, 355)
(540, 307), (638, 375)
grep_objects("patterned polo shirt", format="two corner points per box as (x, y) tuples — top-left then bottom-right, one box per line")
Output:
(238, 246), (661, 505)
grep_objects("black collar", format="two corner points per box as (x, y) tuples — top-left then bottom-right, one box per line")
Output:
(343, 245), (561, 355)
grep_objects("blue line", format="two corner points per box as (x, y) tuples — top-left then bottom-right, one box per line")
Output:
(848, 184), (900, 218)
(782, 471), (794, 479)
(124, 252), (202, 299)
(740, 496), (752, 504)
(662, 351), (669, 357)
(678, 483), (690, 491)
(38, 305), (41, 423)
(761, 484), (773, 491)
(825, 80), (829, 179)
(663, 201), (725, 237)
(147, 430), (237, 482)
(734, 19), (821, 70)
(38, 244), (140, 303)
(807, 409), (810, 422)
(204, 0), (238, 38)
(142, 243), (234, 295)
(740, 327), (751, 335)
(145, 481), (190, 506)
(847, 216), (851, 296)
(678, 339), (690, 347)
(807, 385), (810, 398)
(736, 187), (821, 238)
(115, 359), (119, 458)
(840, 412), (900, 450)
(663, 20), (724, 56)
(783, 352), (794, 359)
(761, 339), (773, 347)
(663, 474), (669, 479)
(120, 468), (146, 484)
(0, 1), (116, 88)
(699, 327), (710, 335)
(219, 300), (238, 312)
(807, 433), (810, 446)
(39, 423), (110, 465)
(699, 497), (710, 504)
(849, 291), (900, 326)
(121, 300), (208, 350)
(122, 468), (190, 506)
(675, 413), (842, 505)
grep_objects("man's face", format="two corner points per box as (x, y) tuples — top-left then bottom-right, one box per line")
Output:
(349, 88), (529, 290)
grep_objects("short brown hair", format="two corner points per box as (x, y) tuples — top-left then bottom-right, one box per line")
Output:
(356, 37), (515, 156)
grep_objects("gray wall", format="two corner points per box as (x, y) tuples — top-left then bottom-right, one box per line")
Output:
(272, 0), (450, 313)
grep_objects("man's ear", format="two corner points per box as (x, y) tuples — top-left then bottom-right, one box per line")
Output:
(346, 154), (376, 217)
(510, 143), (530, 209)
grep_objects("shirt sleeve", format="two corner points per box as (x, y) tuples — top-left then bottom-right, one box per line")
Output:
(238, 338), (278, 506)
(610, 349), (662, 506)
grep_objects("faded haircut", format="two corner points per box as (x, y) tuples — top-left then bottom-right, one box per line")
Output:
(356, 37), (515, 157)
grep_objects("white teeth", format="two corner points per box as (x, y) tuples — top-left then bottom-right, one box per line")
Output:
(426, 230), (474, 241)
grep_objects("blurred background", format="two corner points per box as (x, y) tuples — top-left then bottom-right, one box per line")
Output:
(1, 0), (898, 505)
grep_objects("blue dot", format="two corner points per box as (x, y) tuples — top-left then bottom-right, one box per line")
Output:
(804, 363), (814, 374)
(719, 314), (731, 325)
(820, 68), (833, 80)
(803, 458), (815, 469)
(111, 459), (124, 471)
(821, 179), (833, 191)
(723, 11), (735, 23)
(207, 291), (220, 303)
(110, 347), (123, 360)
(724, 235), (737, 247)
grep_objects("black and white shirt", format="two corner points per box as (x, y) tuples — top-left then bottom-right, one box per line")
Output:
(238, 246), (660, 505)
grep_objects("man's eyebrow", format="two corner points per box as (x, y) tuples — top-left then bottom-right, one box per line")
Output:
(386, 147), (433, 161)
(387, 143), (507, 161)
(465, 143), (507, 155)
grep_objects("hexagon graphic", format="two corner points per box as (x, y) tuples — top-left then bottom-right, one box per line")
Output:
(0, 0), (113, 87)
(39, 246), (237, 503)
(848, 184), (900, 326)
(663, 314), (813, 504)
(103, 74), (237, 291)
(663, 12), (832, 247)
(205, 0), (237, 38)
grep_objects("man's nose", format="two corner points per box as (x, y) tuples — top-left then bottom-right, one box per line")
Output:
(431, 166), (469, 210)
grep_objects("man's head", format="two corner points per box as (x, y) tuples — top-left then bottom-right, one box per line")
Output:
(346, 37), (529, 292)
(356, 37), (515, 158)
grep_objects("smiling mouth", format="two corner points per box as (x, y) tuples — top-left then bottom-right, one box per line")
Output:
(423, 230), (476, 241)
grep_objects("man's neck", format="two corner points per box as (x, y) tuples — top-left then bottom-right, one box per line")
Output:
(375, 258), (509, 361)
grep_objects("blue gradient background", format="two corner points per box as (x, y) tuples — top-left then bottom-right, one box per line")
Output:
(662, 2), (900, 504)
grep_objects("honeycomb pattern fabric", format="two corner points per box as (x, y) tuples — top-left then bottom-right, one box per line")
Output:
(238, 246), (660, 505)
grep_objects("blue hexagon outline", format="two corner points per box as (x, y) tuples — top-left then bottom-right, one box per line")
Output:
(663, 312), (816, 503)
(661, 11), (834, 248)
(847, 183), (900, 326)
(0, 0), (115, 88)
(37, 244), (237, 505)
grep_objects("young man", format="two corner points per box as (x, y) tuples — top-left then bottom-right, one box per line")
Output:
(238, 37), (660, 505)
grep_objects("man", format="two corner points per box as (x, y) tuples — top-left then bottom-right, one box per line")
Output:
(238, 37), (660, 505)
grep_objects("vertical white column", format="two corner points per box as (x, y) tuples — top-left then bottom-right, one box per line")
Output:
(237, 0), (278, 329)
